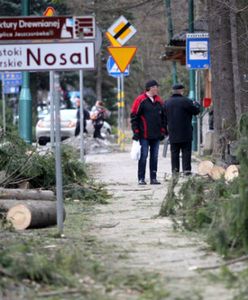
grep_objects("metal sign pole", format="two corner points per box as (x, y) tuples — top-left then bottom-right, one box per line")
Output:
(120, 73), (124, 150)
(54, 71), (64, 235)
(49, 71), (55, 149)
(195, 70), (201, 155)
(119, 74), (123, 148)
(121, 73), (125, 150)
(1, 74), (6, 134)
(117, 76), (121, 144)
(186, 32), (210, 152)
(79, 70), (84, 162)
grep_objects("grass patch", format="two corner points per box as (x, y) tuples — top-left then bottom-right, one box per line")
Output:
(158, 113), (248, 299)
(0, 133), (111, 204)
(0, 200), (171, 300)
(207, 266), (248, 300)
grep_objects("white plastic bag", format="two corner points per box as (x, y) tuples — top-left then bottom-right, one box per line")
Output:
(130, 140), (141, 160)
(162, 136), (169, 158)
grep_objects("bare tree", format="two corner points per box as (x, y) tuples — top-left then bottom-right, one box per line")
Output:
(229, 0), (242, 120)
(236, 0), (248, 113)
(207, 0), (236, 159)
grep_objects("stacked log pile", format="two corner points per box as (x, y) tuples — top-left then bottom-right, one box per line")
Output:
(197, 160), (239, 182)
(0, 189), (65, 230)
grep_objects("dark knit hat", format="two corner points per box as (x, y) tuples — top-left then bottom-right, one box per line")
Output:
(172, 83), (185, 90)
(145, 80), (159, 89)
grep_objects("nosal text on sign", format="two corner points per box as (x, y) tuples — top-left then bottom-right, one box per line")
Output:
(0, 42), (95, 71)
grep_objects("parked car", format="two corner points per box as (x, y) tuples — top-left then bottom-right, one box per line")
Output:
(35, 109), (111, 145)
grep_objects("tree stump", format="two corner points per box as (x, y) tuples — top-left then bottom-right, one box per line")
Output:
(0, 200), (22, 212)
(198, 160), (214, 176)
(209, 166), (225, 180)
(224, 165), (239, 182)
(6, 201), (65, 230)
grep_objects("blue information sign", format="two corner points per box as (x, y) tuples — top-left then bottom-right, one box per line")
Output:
(4, 79), (22, 86)
(186, 33), (210, 69)
(107, 56), (129, 78)
(0, 72), (23, 94)
(0, 72), (22, 81)
(4, 86), (20, 94)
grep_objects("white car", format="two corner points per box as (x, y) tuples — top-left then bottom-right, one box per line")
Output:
(36, 109), (111, 145)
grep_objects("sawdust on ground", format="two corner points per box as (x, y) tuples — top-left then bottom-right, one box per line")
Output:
(85, 145), (236, 300)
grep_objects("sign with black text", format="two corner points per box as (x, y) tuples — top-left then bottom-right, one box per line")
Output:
(0, 16), (95, 41)
(0, 42), (95, 71)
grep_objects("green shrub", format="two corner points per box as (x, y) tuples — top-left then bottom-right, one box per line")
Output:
(159, 112), (248, 256)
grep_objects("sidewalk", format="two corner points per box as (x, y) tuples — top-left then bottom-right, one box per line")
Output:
(85, 145), (233, 299)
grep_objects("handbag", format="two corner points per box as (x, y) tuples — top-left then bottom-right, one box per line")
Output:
(130, 140), (141, 160)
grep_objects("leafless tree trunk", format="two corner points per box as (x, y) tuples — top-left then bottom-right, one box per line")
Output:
(229, 0), (242, 121)
(207, 0), (236, 159)
(236, 0), (248, 113)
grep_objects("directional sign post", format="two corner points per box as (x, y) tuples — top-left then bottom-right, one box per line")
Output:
(107, 15), (137, 46)
(186, 32), (210, 154)
(0, 16), (95, 41)
(0, 14), (97, 235)
(4, 86), (20, 94)
(0, 72), (23, 93)
(106, 16), (137, 150)
(107, 46), (137, 73)
(1, 71), (23, 135)
(107, 56), (129, 78)
(0, 42), (95, 72)
(186, 32), (210, 69)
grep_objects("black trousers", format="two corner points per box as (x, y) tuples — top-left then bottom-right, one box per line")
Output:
(75, 121), (87, 136)
(170, 141), (192, 173)
(93, 124), (103, 138)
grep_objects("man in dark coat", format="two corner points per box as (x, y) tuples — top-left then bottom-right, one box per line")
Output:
(164, 83), (201, 175)
(131, 80), (167, 185)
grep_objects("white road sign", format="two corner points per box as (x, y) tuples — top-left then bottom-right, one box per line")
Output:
(107, 15), (136, 46)
(0, 42), (95, 71)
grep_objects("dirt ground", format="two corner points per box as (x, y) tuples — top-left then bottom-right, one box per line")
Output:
(85, 145), (236, 300)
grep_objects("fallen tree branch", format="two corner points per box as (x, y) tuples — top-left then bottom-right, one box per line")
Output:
(123, 188), (152, 191)
(97, 222), (120, 229)
(0, 267), (12, 277)
(37, 288), (86, 297)
(191, 254), (248, 271)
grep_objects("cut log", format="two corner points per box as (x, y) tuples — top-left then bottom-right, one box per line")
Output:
(18, 181), (30, 189)
(0, 200), (55, 211)
(209, 166), (225, 180)
(0, 188), (55, 201)
(224, 165), (239, 182)
(198, 160), (214, 176)
(0, 200), (22, 212)
(6, 201), (66, 230)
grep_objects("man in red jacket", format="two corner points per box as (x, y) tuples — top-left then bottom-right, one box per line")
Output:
(130, 80), (166, 185)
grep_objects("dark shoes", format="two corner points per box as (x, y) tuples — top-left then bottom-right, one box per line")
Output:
(138, 179), (147, 185)
(138, 179), (161, 185)
(183, 171), (192, 176)
(150, 179), (161, 185)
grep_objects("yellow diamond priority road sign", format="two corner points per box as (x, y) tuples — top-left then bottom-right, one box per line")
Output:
(105, 31), (121, 47)
(107, 15), (136, 46)
(108, 46), (137, 73)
